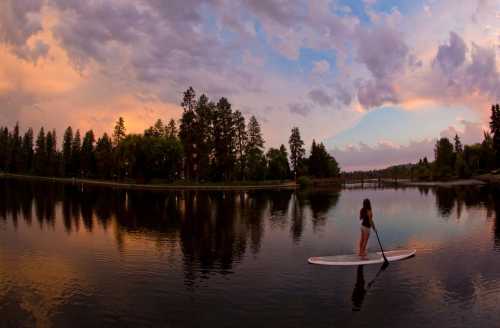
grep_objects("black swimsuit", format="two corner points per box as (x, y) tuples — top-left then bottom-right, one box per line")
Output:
(360, 209), (371, 228)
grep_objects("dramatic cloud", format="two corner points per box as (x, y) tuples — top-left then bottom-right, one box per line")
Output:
(434, 32), (467, 75)
(0, 0), (48, 62)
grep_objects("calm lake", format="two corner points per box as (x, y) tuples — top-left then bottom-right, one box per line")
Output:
(1, 178), (499, 327)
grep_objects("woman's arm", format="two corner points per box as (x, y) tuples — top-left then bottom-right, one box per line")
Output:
(368, 210), (375, 229)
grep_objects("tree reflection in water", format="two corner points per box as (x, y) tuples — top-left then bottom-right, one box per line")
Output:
(1, 178), (500, 285)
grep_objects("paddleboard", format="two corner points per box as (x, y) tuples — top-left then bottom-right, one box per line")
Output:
(308, 249), (416, 266)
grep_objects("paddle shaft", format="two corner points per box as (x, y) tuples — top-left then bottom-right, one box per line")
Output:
(373, 226), (389, 264)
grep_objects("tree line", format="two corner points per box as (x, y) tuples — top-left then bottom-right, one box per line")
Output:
(343, 104), (500, 181)
(0, 87), (340, 183)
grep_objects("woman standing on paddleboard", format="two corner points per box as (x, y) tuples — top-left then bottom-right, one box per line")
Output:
(358, 199), (374, 257)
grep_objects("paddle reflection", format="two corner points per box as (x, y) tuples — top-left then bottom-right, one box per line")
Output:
(352, 263), (389, 312)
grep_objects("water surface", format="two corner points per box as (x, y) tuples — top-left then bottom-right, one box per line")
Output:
(1, 179), (499, 327)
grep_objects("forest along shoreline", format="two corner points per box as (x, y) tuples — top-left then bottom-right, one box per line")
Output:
(2, 172), (499, 192)
(0, 173), (299, 191)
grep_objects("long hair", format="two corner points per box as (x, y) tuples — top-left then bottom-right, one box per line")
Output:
(360, 198), (371, 219)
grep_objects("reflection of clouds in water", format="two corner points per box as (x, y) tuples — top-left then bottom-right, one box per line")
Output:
(0, 253), (93, 327)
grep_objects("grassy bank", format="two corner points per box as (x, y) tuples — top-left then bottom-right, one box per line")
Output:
(0, 173), (297, 191)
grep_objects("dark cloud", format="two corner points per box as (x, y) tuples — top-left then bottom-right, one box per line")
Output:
(354, 24), (408, 109)
(0, 0), (44, 46)
(308, 89), (332, 107)
(357, 80), (398, 108)
(0, 0), (48, 62)
(434, 32), (467, 75)
(356, 25), (409, 80)
(464, 44), (500, 98)
(335, 84), (352, 106)
(243, 0), (305, 26)
(289, 103), (312, 117)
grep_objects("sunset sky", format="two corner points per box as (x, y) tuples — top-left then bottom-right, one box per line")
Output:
(0, 0), (499, 170)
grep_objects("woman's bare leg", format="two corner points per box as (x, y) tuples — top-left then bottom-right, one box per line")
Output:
(358, 232), (364, 256)
(361, 231), (369, 256)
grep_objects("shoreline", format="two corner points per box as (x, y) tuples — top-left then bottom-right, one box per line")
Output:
(0, 173), (298, 191)
(400, 179), (486, 187)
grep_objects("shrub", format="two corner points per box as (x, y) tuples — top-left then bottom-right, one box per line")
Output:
(297, 176), (313, 189)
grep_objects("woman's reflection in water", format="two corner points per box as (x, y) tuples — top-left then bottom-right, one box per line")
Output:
(351, 265), (366, 311)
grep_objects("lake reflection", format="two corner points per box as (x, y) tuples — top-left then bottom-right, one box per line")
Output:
(1, 178), (500, 327)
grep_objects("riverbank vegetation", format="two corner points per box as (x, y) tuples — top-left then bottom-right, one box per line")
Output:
(343, 104), (500, 182)
(0, 87), (340, 185)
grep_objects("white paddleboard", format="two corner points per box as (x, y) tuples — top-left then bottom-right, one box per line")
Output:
(308, 249), (416, 266)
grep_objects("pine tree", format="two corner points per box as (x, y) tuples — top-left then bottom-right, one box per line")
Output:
(233, 110), (247, 180)
(246, 116), (265, 180)
(34, 127), (47, 175)
(81, 130), (96, 177)
(179, 87), (199, 180)
(21, 128), (34, 173)
(71, 130), (82, 176)
(9, 122), (22, 173)
(454, 134), (463, 153)
(113, 117), (126, 147)
(489, 104), (500, 167)
(212, 97), (236, 180)
(145, 119), (165, 137)
(194, 94), (215, 180)
(95, 133), (113, 179)
(181, 86), (197, 112)
(165, 119), (178, 139)
(289, 127), (305, 179)
(0, 127), (8, 171)
(62, 127), (73, 176)
(46, 130), (56, 176)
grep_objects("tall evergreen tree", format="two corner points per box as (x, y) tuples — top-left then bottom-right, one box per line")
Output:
(113, 117), (126, 147)
(71, 130), (82, 176)
(194, 94), (215, 180)
(233, 110), (247, 180)
(166, 119), (178, 139)
(95, 133), (113, 179)
(289, 127), (305, 179)
(46, 130), (57, 176)
(81, 130), (96, 177)
(246, 116), (266, 180)
(21, 128), (34, 173)
(489, 104), (500, 167)
(34, 127), (47, 175)
(62, 127), (73, 176)
(179, 87), (198, 180)
(9, 122), (22, 173)
(212, 97), (236, 180)
(454, 134), (463, 153)
(145, 119), (165, 137)
(0, 127), (8, 171)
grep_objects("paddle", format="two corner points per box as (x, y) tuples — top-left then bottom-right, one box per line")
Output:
(373, 224), (389, 266)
